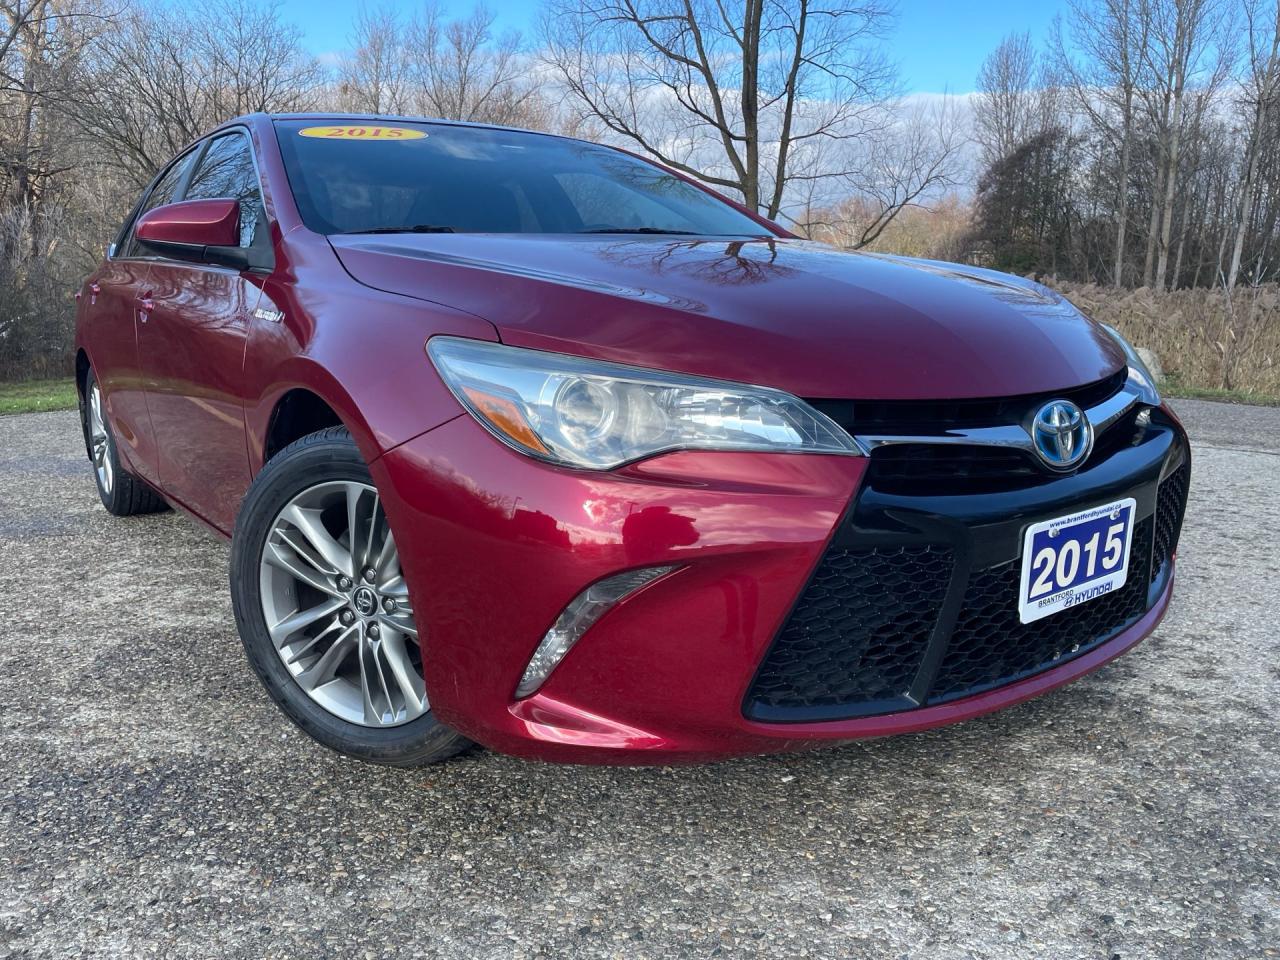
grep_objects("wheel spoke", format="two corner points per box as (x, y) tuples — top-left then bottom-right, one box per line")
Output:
(375, 529), (398, 582)
(269, 595), (346, 646)
(283, 616), (343, 665)
(283, 504), (353, 578)
(296, 625), (357, 691)
(344, 483), (380, 573)
(377, 550), (402, 592)
(359, 634), (395, 724)
(380, 632), (428, 718)
(264, 541), (343, 598)
(277, 528), (340, 576)
(363, 491), (381, 572)
(377, 611), (418, 638)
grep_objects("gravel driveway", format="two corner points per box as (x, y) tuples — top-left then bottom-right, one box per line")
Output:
(1, 399), (1277, 959)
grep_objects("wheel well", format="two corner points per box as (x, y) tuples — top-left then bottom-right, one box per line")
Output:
(75, 350), (90, 399)
(264, 390), (344, 462)
(74, 351), (93, 459)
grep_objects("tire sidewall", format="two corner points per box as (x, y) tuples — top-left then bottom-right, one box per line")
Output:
(230, 429), (464, 765)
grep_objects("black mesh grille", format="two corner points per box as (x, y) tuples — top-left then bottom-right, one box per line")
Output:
(1151, 462), (1190, 584)
(747, 545), (954, 712)
(926, 518), (1153, 704)
(746, 447), (1190, 721)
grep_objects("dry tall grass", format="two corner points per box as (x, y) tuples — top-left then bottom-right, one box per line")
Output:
(1047, 281), (1280, 397)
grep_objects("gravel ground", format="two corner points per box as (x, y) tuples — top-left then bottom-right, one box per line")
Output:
(1, 399), (1277, 959)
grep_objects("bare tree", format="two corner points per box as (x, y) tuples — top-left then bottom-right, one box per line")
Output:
(798, 96), (964, 248)
(1050, 0), (1149, 286)
(973, 32), (1040, 168)
(1136, 0), (1233, 290)
(1227, 0), (1280, 289)
(406, 2), (538, 127)
(338, 4), (411, 115)
(541, 0), (910, 223)
(70, 0), (323, 186)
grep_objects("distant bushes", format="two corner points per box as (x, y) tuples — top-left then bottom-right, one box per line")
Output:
(1048, 280), (1280, 398)
(0, 205), (82, 382)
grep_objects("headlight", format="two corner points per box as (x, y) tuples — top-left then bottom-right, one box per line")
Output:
(1101, 323), (1161, 406)
(427, 337), (860, 470)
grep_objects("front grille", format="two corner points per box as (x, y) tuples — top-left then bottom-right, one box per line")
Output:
(744, 425), (1189, 723)
(1151, 462), (1190, 583)
(809, 370), (1135, 495)
(807, 369), (1126, 436)
(747, 546), (954, 713)
(863, 404), (1149, 496)
(927, 518), (1152, 704)
(866, 444), (1042, 495)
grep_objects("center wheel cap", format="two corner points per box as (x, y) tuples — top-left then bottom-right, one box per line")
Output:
(352, 586), (378, 618)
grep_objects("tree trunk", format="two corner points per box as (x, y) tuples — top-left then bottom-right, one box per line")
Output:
(739, 0), (763, 213)
(1143, 157), (1163, 287)
(1154, 88), (1186, 291)
(1228, 14), (1279, 291)
(1113, 90), (1134, 287)
(1227, 102), (1266, 290)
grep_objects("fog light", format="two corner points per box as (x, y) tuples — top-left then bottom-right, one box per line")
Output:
(514, 566), (677, 699)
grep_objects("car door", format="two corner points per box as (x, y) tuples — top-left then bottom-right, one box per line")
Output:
(85, 150), (198, 487)
(136, 130), (269, 531)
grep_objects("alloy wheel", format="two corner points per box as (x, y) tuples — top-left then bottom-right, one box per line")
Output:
(258, 481), (426, 727)
(89, 382), (114, 495)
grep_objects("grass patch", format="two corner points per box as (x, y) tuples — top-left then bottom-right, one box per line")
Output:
(0, 378), (78, 415)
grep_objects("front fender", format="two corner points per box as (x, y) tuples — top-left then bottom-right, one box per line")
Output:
(243, 231), (499, 472)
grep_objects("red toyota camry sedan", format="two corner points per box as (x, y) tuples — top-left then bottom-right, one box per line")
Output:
(74, 114), (1190, 766)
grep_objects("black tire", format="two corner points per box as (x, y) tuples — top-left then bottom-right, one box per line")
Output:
(82, 368), (168, 517)
(230, 425), (472, 767)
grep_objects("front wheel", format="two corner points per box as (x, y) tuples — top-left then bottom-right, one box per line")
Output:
(230, 426), (471, 766)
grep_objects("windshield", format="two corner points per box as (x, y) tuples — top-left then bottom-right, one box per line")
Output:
(273, 119), (771, 238)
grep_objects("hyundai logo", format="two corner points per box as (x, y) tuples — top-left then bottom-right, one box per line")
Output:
(1031, 400), (1092, 470)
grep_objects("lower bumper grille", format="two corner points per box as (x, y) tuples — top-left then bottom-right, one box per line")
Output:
(745, 431), (1190, 723)
(748, 545), (954, 712)
(927, 518), (1151, 703)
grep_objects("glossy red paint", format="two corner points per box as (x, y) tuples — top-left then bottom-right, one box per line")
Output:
(135, 198), (240, 248)
(73, 113), (1182, 764)
(329, 234), (1127, 400)
(371, 414), (868, 757)
(501, 577), (1174, 763)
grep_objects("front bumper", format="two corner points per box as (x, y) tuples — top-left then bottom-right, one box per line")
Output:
(373, 406), (1189, 764)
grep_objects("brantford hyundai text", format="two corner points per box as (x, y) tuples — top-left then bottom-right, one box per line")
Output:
(74, 115), (1190, 765)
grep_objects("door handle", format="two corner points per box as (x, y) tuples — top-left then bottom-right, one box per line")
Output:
(89, 282), (100, 305)
(136, 291), (153, 322)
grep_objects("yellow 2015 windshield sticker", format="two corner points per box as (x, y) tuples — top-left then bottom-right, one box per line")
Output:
(298, 125), (427, 141)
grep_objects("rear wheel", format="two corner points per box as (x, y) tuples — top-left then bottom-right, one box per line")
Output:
(230, 426), (471, 766)
(82, 369), (168, 516)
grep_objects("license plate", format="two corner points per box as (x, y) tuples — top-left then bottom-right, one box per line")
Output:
(1018, 498), (1136, 624)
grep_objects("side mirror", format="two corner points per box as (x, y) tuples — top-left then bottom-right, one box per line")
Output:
(134, 199), (268, 271)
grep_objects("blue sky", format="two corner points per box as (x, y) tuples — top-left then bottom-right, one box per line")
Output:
(278, 0), (1066, 93)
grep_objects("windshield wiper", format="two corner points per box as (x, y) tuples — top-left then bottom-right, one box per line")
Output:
(576, 227), (706, 235)
(340, 224), (456, 235)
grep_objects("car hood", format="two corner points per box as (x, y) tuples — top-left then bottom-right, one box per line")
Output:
(328, 234), (1125, 400)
